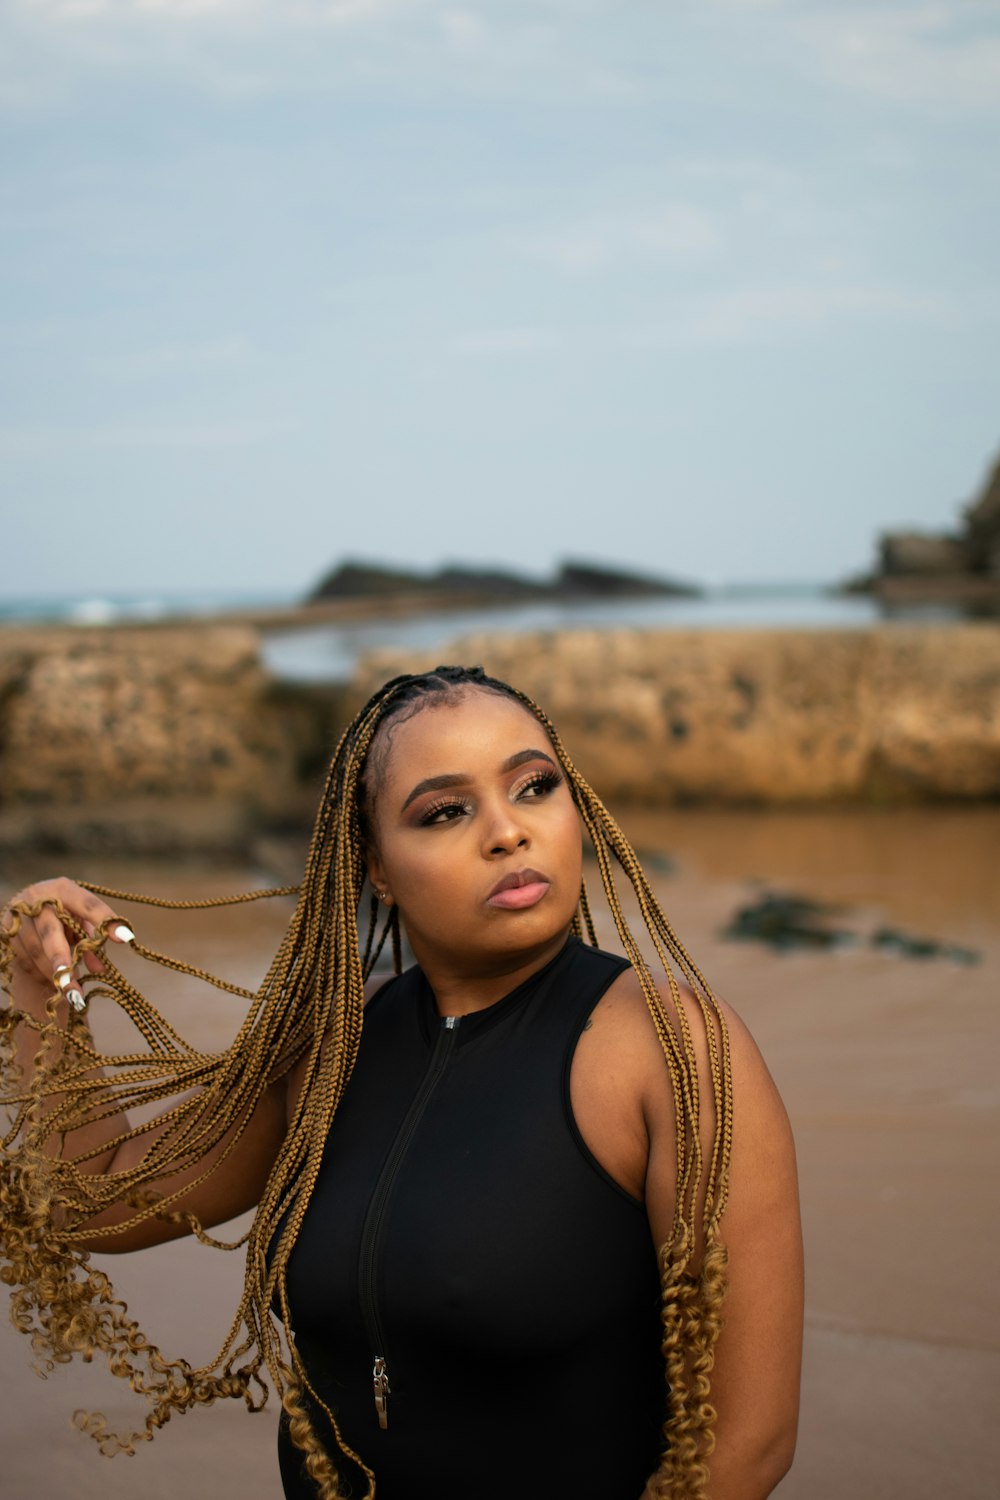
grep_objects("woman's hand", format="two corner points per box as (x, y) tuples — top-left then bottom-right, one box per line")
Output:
(2, 875), (287, 1253)
(1, 876), (135, 1013)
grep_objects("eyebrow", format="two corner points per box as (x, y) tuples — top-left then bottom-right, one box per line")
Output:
(400, 747), (558, 813)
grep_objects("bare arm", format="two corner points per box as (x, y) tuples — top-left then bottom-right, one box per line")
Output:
(2, 877), (289, 1254)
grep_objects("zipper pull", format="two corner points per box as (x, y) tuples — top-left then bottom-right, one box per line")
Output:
(372, 1355), (391, 1430)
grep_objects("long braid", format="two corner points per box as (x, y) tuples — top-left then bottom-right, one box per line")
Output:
(0, 664), (732, 1497)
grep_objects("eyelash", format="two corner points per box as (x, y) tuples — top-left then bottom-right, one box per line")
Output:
(514, 768), (563, 799)
(419, 796), (473, 826)
(417, 769), (563, 826)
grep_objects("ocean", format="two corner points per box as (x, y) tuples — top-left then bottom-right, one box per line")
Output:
(0, 584), (975, 684)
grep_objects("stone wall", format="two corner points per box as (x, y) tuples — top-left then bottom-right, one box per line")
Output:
(0, 626), (343, 854)
(1, 622), (998, 855)
(349, 624), (1000, 806)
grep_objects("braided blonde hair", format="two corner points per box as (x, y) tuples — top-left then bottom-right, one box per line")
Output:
(1, 665), (732, 1498)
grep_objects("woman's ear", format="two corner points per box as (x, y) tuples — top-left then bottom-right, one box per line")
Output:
(366, 848), (393, 907)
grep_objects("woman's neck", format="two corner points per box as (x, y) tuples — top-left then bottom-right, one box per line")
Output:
(412, 928), (573, 1016)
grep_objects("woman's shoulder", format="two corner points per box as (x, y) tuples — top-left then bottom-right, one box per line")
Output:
(601, 960), (762, 1059)
(592, 960), (785, 1137)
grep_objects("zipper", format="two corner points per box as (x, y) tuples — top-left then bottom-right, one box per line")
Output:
(360, 1013), (460, 1430)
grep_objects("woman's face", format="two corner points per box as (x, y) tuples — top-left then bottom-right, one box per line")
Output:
(365, 689), (583, 979)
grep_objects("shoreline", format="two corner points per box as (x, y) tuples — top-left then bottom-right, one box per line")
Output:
(0, 588), (529, 640)
(3, 574), (997, 643)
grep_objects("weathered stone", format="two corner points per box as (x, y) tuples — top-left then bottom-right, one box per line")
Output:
(1, 622), (997, 857)
(859, 446), (1000, 600)
(866, 628), (1000, 797)
(348, 625), (1000, 805)
(964, 453), (1000, 575)
(0, 626), (332, 852)
(878, 533), (970, 577)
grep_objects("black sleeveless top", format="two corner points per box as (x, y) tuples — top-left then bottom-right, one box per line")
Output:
(278, 936), (665, 1499)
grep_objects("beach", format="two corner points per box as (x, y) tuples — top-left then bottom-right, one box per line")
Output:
(8, 0), (1000, 1487)
(1, 801), (997, 1499)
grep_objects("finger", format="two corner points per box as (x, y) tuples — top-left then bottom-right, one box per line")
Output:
(21, 880), (131, 958)
(5, 916), (80, 1008)
(9, 900), (70, 978)
(5, 882), (90, 981)
(80, 923), (135, 978)
(11, 900), (87, 1009)
(69, 891), (135, 946)
(51, 880), (126, 940)
(51, 962), (87, 1012)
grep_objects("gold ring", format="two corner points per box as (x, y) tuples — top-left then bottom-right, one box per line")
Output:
(52, 965), (74, 990)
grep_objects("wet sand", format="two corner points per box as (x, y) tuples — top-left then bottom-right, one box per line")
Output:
(2, 805), (998, 1499)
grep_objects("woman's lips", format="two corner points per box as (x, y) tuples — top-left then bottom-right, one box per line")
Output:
(488, 881), (550, 910)
(486, 869), (550, 910)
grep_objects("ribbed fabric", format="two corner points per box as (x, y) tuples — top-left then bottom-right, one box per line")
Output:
(279, 936), (664, 1500)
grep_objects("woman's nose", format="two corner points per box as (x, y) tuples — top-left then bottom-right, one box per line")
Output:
(482, 800), (530, 856)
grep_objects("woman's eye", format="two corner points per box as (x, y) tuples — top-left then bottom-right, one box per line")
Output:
(515, 769), (563, 800)
(419, 799), (471, 826)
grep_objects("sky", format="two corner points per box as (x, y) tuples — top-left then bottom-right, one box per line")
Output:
(3, 0), (1000, 600)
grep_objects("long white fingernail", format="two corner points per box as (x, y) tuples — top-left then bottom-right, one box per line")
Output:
(111, 923), (135, 943)
(67, 989), (87, 1012)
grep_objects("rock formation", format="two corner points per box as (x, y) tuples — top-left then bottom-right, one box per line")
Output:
(857, 449), (1000, 606)
(964, 453), (1000, 576)
(878, 533), (970, 577)
(307, 557), (700, 605)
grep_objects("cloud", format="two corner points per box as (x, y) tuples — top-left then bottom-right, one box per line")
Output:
(699, 1), (1000, 113)
(626, 281), (957, 348)
(0, 417), (297, 454)
(0, 0), (423, 98)
(10, 0), (1000, 118)
(11, 0), (405, 21)
(508, 205), (721, 274)
(677, 156), (800, 194)
(448, 327), (560, 356)
(1, 0), (654, 109)
(88, 338), (256, 377)
(788, 3), (1000, 111)
(437, 7), (489, 51)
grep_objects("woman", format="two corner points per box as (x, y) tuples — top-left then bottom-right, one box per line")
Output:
(0, 664), (803, 1499)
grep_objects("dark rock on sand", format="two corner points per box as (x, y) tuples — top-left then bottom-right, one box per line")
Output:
(307, 557), (701, 605)
(720, 891), (856, 952)
(869, 926), (981, 965)
(720, 891), (983, 963)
